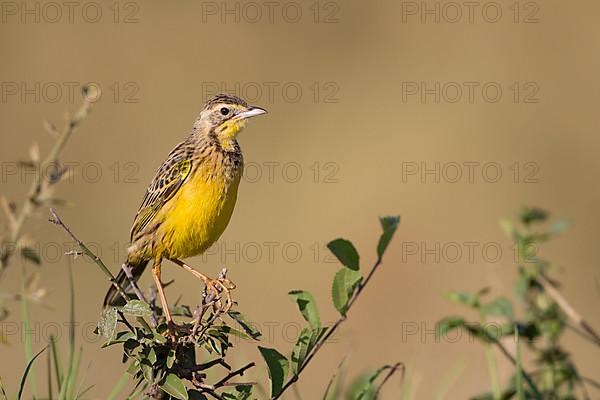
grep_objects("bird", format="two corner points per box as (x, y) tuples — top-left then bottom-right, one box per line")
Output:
(103, 93), (267, 332)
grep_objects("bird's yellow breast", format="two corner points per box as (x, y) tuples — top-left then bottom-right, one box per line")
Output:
(157, 161), (241, 259)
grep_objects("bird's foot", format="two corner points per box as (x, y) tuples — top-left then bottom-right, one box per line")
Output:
(204, 275), (236, 313)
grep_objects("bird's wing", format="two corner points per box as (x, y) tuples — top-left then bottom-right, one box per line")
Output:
(130, 141), (195, 240)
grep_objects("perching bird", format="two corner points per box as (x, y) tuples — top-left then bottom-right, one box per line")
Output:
(103, 94), (266, 331)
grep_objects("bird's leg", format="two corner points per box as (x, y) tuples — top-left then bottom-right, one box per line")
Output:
(169, 258), (236, 312)
(151, 258), (177, 336)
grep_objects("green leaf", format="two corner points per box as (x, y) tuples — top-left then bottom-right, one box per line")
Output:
(211, 325), (254, 341)
(377, 216), (400, 259)
(445, 289), (488, 309)
(332, 268), (362, 316)
(159, 373), (188, 400)
(436, 317), (468, 341)
(258, 346), (288, 398)
(288, 290), (321, 328)
(167, 349), (176, 369)
(228, 311), (262, 339)
(290, 327), (325, 375)
(347, 367), (387, 400)
(21, 247), (41, 265)
(481, 297), (514, 319)
(327, 239), (360, 270)
(102, 331), (136, 347)
(519, 207), (547, 225)
(120, 300), (152, 317)
(18, 346), (47, 400)
(97, 307), (118, 341)
(222, 384), (252, 400)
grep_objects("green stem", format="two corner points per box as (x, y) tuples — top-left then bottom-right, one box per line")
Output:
(484, 344), (501, 400)
(481, 314), (500, 400)
(20, 267), (37, 398)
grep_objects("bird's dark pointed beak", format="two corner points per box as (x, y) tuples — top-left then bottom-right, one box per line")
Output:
(238, 106), (267, 120)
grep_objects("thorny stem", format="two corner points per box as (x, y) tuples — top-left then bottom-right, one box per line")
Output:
(0, 89), (94, 273)
(274, 255), (396, 399)
(49, 209), (129, 303)
(48, 208), (153, 332)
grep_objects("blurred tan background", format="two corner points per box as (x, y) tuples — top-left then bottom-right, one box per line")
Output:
(1, 0), (600, 398)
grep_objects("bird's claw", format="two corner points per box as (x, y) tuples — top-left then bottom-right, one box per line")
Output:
(204, 277), (236, 313)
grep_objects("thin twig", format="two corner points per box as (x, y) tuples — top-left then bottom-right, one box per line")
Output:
(121, 262), (147, 303)
(274, 255), (387, 399)
(213, 362), (255, 388)
(48, 208), (130, 303)
(0, 89), (94, 272)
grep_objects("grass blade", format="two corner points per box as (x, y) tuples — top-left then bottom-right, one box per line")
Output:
(76, 385), (94, 399)
(107, 372), (130, 400)
(21, 269), (37, 398)
(18, 346), (47, 400)
(47, 347), (53, 400)
(66, 348), (82, 399)
(59, 260), (76, 400)
(50, 335), (63, 393)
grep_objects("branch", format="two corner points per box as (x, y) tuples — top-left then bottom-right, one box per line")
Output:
(274, 254), (388, 399)
(213, 362), (255, 388)
(48, 208), (130, 306)
(0, 87), (95, 272)
(49, 208), (154, 334)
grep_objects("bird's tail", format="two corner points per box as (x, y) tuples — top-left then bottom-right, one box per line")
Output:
(103, 258), (149, 307)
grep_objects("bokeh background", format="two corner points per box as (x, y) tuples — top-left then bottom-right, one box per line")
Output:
(1, 0), (599, 398)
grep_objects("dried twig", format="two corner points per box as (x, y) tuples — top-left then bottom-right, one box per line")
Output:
(48, 208), (129, 303)
(538, 273), (600, 346)
(0, 87), (95, 273)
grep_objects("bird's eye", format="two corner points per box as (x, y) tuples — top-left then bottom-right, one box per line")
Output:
(220, 107), (230, 116)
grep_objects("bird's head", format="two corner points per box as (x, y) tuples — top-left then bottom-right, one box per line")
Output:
(195, 94), (267, 142)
